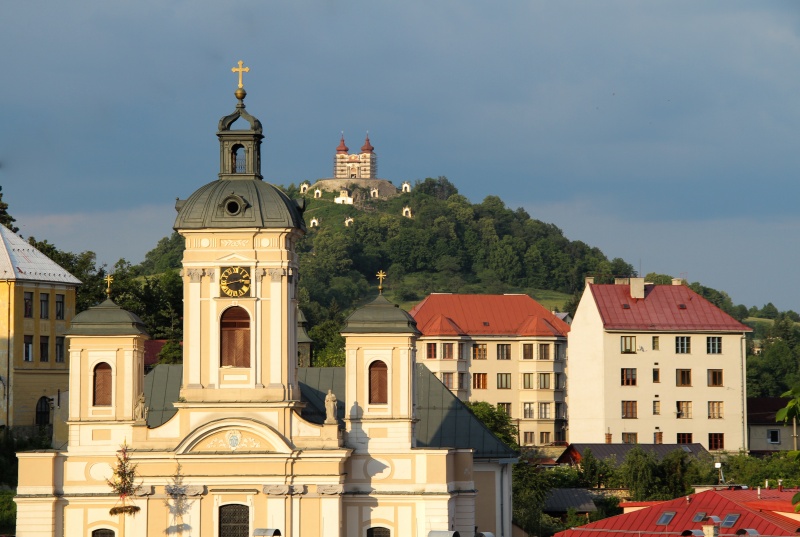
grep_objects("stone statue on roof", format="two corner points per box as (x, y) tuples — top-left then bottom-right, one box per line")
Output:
(325, 390), (337, 425)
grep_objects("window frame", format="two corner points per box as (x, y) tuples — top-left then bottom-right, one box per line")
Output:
(55, 293), (65, 320)
(426, 342), (437, 360)
(522, 343), (534, 360)
(539, 402), (551, 419)
(496, 343), (511, 360)
(622, 432), (638, 444)
(540, 431), (551, 444)
(523, 402), (535, 419)
(708, 401), (723, 419)
(497, 402), (511, 416)
(676, 401), (692, 419)
(767, 429), (780, 444)
(621, 336), (636, 354)
(707, 336), (722, 354)
(676, 369), (692, 387)
(55, 336), (65, 363)
(39, 335), (49, 363)
(538, 372), (551, 389)
(40, 292), (49, 319)
(472, 372), (487, 389)
(497, 373), (511, 389)
(621, 368), (637, 386)
(652, 336), (660, 350)
(653, 400), (661, 415)
(368, 361), (388, 404)
(677, 432), (693, 444)
(24, 292), (33, 318)
(442, 342), (454, 360)
(24, 335), (33, 362)
(523, 372), (534, 390)
(538, 343), (550, 360)
(93, 362), (112, 406)
(621, 400), (637, 419)
(472, 344), (487, 360)
(441, 372), (454, 389)
(708, 369), (723, 387)
(653, 368), (661, 383)
(675, 336), (691, 354)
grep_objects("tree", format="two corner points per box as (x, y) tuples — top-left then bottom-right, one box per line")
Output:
(619, 446), (659, 501)
(0, 186), (17, 233)
(464, 401), (519, 449)
(107, 442), (141, 517)
(776, 386), (800, 451)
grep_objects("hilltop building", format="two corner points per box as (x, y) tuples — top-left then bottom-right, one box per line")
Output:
(568, 277), (751, 452)
(0, 227), (79, 433)
(409, 293), (570, 447)
(15, 74), (513, 537)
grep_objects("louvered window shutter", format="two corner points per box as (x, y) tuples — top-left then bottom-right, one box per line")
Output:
(93, 363), (112, 406)
(369, 361), (388, 404)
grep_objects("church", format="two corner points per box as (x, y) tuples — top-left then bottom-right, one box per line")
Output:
(14, 66), (514, 537)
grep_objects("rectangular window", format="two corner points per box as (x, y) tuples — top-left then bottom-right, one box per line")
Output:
(721, 514), (739, 529)
(458, 372), (467, 389)
(709, 433), (725, 450)
(707, 336), (722, 354)
(554, 343), (562, 360)
(442, 343), (454, 359)
(621, 368), (637, 386)
(653, 401), (661, 415)
(55, 294), (65, 320)
(653, 368), (661, 383)
(652, 336), (660, 350)
(540, 431), (551, 444)
(555, 373), (565, 389)
(708, 401), (724, 419)
(708, 369), (723, 387)
(538, 343), (550, 360)
(523, 343), (534, 360)
(768, 429), (780, 444)
(459, 343), (466, 360)
(24, 335), (33, 362)
(472, 373), (487, 389)
(556, 402), (565, 419)
(426, 343), (437, 359)
(24, 292), (33, 318)
(523, 373), (534, 389)
(676, 336), (691, 354)
(55, 336), (65, 363)
(677, 401), (692, 419)
(676, 369), (692, 386)
(40, 293), (49, 319)
(39, 336), (49, 362)
(523, 402), (535, 418)
(539, 402), (551, 419)
(523, 432), (535, 445)
(621, 336), (636, 354)
(497, 373), (511, 389)
(622, 401), (637, 419)
(538, 373), (551, 389)
(622, 432), (638, 444)
(497, 344), (511, 360)
(472, 344), (487, 360)
(654, 431), (663, 444)
(497, 402), (511, 416)
(656, 512), (676, 526)
(441, 372), (454, 389)
(677, 433), (693, 443)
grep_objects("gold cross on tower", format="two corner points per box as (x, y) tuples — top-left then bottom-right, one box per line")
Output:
(104, 274), (114, 298)
(231, 60), (250, 89)
(376, 270), (387, 295)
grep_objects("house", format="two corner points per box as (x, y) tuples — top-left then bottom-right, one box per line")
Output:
(14, 72), (513, 537)
(409, 293), (570, 447)
(555, 488), (800, 537)
(556, 443), (710, 466)
(568, 277), (751, 452)
(747, 398), (795, 455)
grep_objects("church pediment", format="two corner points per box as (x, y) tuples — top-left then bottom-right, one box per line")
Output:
(176, 419), (294, 455)
(216, 252), (254, 263)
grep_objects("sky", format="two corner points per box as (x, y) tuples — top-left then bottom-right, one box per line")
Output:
(1, 1), (799, 310)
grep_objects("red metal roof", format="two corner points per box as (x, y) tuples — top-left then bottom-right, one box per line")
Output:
(590, 284), (752, 332)
(556, 489), (800, 537)
(336, 134), (349, 154)
(409, 294), (570, 337)
(360, 134), (374, 153)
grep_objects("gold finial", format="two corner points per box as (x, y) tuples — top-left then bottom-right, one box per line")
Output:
(376, 270), (387, 294)
(104, 274), (114, 298)
(232, 60), (250, 89)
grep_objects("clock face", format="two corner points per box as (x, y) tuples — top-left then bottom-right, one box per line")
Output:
(220, 266), (251, 297)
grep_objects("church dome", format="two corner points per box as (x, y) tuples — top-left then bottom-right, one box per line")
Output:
(344, 295), (420, 334)
(66, 298), (149, 336)
(336, 135), (349, 154)
(360, 134), (374, 154)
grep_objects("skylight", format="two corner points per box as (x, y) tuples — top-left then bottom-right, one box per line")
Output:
(692, 513), (707, 523)
(657, 512), (676, 525)
(721, 514), (740, 528)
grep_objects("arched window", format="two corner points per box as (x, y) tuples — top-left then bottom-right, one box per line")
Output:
(367, 528), (390, 537)
(35, 396), (50, 426)
(220, 307), (250, 368)
(93, 363), (112, 406)
(219, 504), (249, 537)
(231, 144), (246, 173)
(91, 529), (115, 537)
(369, 361), (388, 404)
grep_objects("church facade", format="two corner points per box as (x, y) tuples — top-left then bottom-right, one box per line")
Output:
(15, 73), (513, 537)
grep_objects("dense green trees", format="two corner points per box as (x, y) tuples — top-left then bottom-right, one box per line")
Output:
(0, 186), (17, 233)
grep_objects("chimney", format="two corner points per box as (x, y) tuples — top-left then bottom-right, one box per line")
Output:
(629, 277), (645, 299)
(703, 524), (719, 537)
(672, 278), (683, 286)
(614, 277), (629, 285)
(605, 433), (612, 444)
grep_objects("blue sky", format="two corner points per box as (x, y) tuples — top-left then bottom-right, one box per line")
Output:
(1, 1), (799, 310)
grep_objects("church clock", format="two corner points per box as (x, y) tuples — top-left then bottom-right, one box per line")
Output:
(220, 266), (251, 297)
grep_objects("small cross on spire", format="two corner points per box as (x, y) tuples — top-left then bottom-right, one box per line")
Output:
(376, 270), (387, 294)
(231, 60), (250, 89)
(104, 274), (114, 298)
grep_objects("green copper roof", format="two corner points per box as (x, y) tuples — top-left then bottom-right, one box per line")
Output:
(343, 295), (420, 334)
(66, 299), (149, 336)
(297, 308), (313, 344)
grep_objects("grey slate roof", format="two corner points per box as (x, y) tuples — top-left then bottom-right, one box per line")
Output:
(557, 443), (709, 466)
(143, 364), (182, 427)
(0, 226), (81, 285)
(544, 488), (598, 514)
(343, 295), (421, 335)
(66, 298), (149, 336)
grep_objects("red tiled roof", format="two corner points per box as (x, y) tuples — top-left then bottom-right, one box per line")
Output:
(409, 294), (570, 337)
(556, 489), (800, 537)
(590, 284), (751, 332)
(336, 134), (349, 154)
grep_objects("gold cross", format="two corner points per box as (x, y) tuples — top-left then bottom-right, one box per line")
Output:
(376, 270), (386, 294)
(104, 274), (114, 297)
(231, 60), (250, 89)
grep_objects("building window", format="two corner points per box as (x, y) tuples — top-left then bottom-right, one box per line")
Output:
(621, 336), (636, 354)
(707, 336), (722, 354)
(539, 373), (551, 389)
(219, 504), (249, 537)
(523, 431), (535, 445)
(55, 337), (65, 363)
(622, 401), (637, 419)
(523, 373), (534, 389)
(39, 335), (49, 362)
(622, 432), (638, 444)
(24, 292), (33, 318)
(497, 402), (511, 416)
(441, 372), (453, 389)
(656, 512), (676, 526)
(676, 401), (692, 419)
(538, 343), (550, 360)
(539, 402), (551, 419)
(367, 528), (391, 537)
(40, 292), (49, 319)
(35, 396), (51, 426)
(556, 402), (565, 419)
(676, 369), (692, 386)
(652, 336), (660, 350)
(654, 431), (663, 444)
(708, 369), (723, 387)
(472, 344), (487, 360)
(91, 530), (115, 537)
(472, 373), (487, 389)
(458, 343), (466, 360)
(676, 336), (691, 354)
(768, 429), (780, 444)
(458, 372), (467, 389)
(621, 368), (637, 386)
(708, 401), (724, 419)
(497, 344), (511, 360)
(709, 433), (725, 450)
(369, 361), (388, 404)
(442, 343), (454, 359)
(497, 373), (511, 389)
(556, 373), (565, 389)
(93, 362), (112, 406)
(677, 433), (693, 443)
(426, 343), (437, 359)
(523, 402), (535, 418)
(540, 431), (551, 444)
(24, 335), (33, 362)
(653, 368), (660, 383)
(220, 306), (250, 368)
(555, 429), (566, 443)
(523, 343), (534, 360)
(720, 514), (739, 529)
(55, 294), (65, 320)
(653, 401), (661, 415)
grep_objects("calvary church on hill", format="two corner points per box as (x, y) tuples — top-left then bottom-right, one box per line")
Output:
(14, 65), (514, 537)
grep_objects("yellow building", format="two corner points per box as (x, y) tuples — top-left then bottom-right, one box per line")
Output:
(0, 227), (79, 433)
(15, 75), (513, 537)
